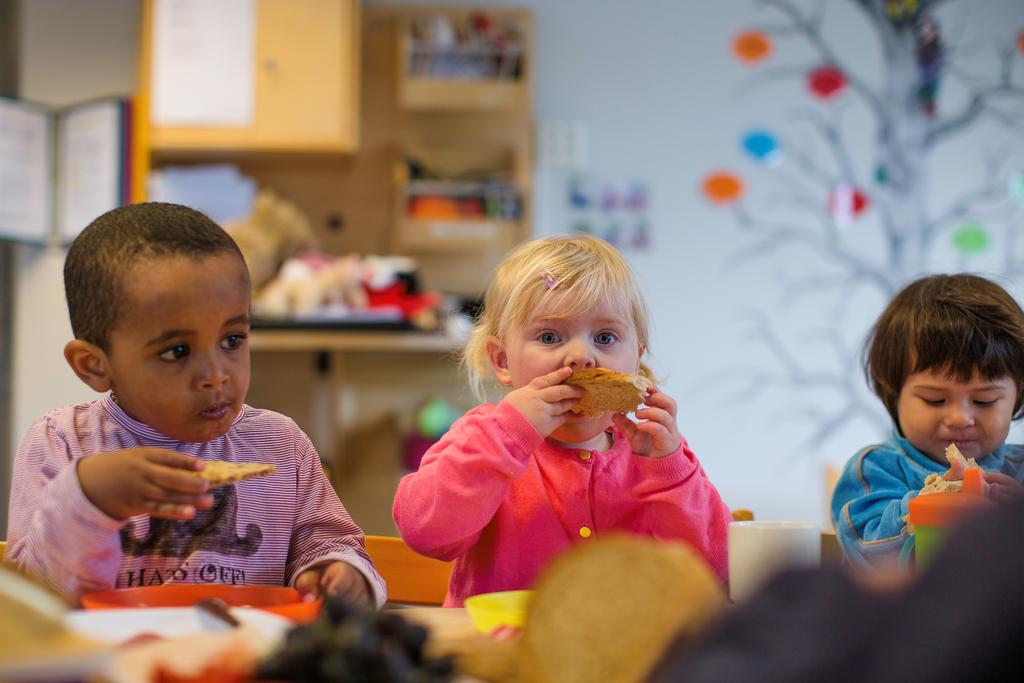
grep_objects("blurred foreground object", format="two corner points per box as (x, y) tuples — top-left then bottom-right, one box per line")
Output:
(648, 495), (1024, 683)
(0, 565), (108, 680)
(455, 534), (724, 683)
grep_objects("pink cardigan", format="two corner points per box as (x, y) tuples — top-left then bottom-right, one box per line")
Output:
(393, 401), (730, 606)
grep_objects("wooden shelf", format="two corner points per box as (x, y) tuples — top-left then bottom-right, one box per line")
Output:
(249, 329), (464, 353)
(394, 217), (520, 252)
(147, 134), (357, 155)
(399, 78), (526, 112)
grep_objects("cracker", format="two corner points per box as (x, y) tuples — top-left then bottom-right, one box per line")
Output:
(563, 368), (652, 416)
(198, 461), (276, 488)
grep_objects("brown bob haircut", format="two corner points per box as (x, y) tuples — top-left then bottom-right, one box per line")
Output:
(865, 273), (1024, 429)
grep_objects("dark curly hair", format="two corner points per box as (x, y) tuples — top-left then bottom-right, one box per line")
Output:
(64, 202), (247, 350)
(865, 273), (1024, 429)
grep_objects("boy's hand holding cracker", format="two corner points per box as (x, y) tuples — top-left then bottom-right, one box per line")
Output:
(77, 448), (213, 521)
(295, 561), (373, 606)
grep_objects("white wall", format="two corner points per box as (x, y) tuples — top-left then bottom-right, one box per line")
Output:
(375, 0), (1024, 523)
(8, 0), (139, 466)
(9, 0), (1024, 528)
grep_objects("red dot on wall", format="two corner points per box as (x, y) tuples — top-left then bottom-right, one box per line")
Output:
(828, 185), (869, 221)
(807, 66), (847, 100)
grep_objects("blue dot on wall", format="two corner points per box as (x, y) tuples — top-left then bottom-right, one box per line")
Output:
(741, 130), (782, 166)
(1008, 171), (1024, 203)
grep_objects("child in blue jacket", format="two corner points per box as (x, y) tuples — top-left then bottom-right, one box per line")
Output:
(832, 274), (1024, 569)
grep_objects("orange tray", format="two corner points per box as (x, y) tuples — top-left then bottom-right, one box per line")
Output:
(80, 584), (320, 623)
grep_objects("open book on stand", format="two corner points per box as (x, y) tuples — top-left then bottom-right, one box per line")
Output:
(0, 96), (132, 245)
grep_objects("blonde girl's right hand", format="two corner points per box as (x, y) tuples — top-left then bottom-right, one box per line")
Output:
(502, 366), (583, 437)
(77, 448), (214, 521)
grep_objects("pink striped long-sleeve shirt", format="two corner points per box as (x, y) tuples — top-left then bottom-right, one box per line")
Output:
(393, 401), (730, 606)
(7, 396), (385, 606)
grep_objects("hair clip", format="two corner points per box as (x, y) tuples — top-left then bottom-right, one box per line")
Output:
(541, 269), (558, 289)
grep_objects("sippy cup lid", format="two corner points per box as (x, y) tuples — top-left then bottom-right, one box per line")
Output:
(908, 468), (989, 528)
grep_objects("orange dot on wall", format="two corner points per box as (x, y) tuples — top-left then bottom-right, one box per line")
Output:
(732, 30), (773, 64)
(702, 172), (744, 205)
(1018, 31), (1024, 55)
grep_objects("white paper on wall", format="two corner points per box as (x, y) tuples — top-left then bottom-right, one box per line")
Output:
(0, 99), (52, 243)
(57, 100), (123, 242)
(151, 0), (255, 126)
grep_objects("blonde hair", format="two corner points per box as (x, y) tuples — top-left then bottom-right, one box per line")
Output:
(463, 235), (653, 398)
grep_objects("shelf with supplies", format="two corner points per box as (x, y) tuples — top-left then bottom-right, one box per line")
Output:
(393, 152), (526, 253)
(397, 9), (528, 112)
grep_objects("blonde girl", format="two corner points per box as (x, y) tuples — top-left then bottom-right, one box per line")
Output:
(393, 235), (729, 606)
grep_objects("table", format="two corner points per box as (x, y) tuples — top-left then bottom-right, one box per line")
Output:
(399, 607), (515, 682)
(398, 607), (481, 653)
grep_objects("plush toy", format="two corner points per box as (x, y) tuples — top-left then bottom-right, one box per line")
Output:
(255, 251), (366, 317)
(223, 190), (319, 291)
(254, 251), (442, 329)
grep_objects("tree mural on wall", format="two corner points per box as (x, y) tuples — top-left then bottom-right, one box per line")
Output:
(702, 0), (1024, 446)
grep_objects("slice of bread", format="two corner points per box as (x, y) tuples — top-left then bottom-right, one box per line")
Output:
(920, 443), (979, 496)
(0, 565), (105, 664)
(435, 536), (724, 683)
(563, 368), (652, 416)
(197, 461), (276, 488)
(519, 534), (724, 683)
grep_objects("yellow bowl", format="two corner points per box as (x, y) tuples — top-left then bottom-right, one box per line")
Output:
(464, 590), (534, 634)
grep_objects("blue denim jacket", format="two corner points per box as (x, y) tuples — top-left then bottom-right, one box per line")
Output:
(831, 431), (1024, 570)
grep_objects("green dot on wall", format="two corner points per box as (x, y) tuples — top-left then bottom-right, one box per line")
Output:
(953, 223), (990, 255)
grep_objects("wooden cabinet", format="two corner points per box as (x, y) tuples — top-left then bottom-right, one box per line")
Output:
(138, 0), (360, 154)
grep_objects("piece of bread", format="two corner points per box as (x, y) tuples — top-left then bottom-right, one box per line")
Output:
(562, 368), (652, 416)
(919, 443), (979, 496)
(197, 461), (276, 488)
(944, 442), (976, 471)
(0, 565), (105, 665)
(518, 534), (724, 683)
(919, 473), (963, 495)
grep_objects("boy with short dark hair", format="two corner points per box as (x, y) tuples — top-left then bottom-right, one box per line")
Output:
(832, 273), (1024, 569)
(6, 202), (384, 605)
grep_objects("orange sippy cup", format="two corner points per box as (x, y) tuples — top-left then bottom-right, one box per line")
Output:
(907, 468), (991, 567)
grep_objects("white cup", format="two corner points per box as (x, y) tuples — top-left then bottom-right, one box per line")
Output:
(728, 520), (821, 602)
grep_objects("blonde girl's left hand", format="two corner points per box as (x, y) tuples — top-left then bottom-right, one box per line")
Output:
(611, 387), (681, 459)
(295, 561), (373, 607)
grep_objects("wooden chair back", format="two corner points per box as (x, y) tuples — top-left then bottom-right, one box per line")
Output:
(730, 509), (754, 522)
(364, 535), (453, 606)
